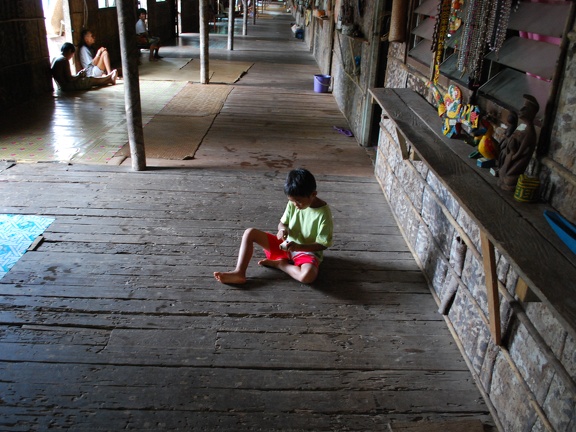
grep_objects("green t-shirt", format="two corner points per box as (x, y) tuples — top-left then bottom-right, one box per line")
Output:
(280, 201), (333, 262)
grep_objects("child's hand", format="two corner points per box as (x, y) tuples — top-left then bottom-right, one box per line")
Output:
(277, 228), (288, 240)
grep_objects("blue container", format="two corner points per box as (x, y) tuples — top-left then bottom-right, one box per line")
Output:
(314, 74), (331, 93)
(544, 210), (576, 254)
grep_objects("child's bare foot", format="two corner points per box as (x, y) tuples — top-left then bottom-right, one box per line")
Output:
(258, 258), (288, 268)
(214, 271), (246, 284)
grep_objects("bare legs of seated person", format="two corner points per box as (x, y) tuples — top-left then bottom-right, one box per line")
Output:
(213, 228), (319, 285)
(94, 48), (113, 74)
(148, 42), (162, 61)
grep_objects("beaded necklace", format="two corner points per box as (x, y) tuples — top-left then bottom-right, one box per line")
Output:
(457, 0), (489, 81)
(432, 0), (452, 84)
(469, 0), (490, 81)
(458, 0), (476, 73)
(457, 0), (519, 80)
(488, 0), (519, 55)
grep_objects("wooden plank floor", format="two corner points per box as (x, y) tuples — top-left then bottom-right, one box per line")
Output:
(0, 165), (491, 431)
(0, 4), (493, 431)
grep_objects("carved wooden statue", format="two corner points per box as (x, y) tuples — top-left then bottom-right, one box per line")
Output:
(498, 95), (539, 191)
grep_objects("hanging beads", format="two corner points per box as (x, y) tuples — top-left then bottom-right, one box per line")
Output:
(432, 0), (452, 84)
(487, 0), (513, 55)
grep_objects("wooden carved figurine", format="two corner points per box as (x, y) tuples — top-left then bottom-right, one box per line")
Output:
(497, 95), (539, 191)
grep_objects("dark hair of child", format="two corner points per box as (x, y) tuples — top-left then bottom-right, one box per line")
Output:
(79, 29), (90, 48)
(284, 168), (317, 197)
(61, 42), (75, 54)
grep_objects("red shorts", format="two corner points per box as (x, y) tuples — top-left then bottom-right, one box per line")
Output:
(264, 233), (319, 268)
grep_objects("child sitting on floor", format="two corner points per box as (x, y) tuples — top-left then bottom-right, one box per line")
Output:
(214, 168), (333, 285)
(51, 43), (117, 91)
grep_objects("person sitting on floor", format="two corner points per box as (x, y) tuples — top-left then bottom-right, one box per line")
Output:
(136, 8), (162, 62)
(214, 168), (333, 285)
(78, 29), (113, 77)
(51, 42), (117, 91)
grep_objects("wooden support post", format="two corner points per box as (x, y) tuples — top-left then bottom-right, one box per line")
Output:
(242, 0), (248, 35)
(116, 0), (146, 171)
(395, 127), (410, 160)
(515, 277), (540, 302)
(253, 0), (257, 25)
(480, 231), (502, 345)
(389, 0), (409, 42)
(359, 0), (387, 147)
(227, 1), (234, 50)
(199, 0), (209, 84)
(62, 0), (72, 43)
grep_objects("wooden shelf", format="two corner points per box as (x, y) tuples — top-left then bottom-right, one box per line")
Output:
(369, 87), (576, 344)
(411, 17), (436, 40)
(485, 37), (560, 80)
(478, 68), (550, 123)
(508, 1), (572, 38)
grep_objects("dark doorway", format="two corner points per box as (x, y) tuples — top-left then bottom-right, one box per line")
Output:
(180, 0), (199, 33)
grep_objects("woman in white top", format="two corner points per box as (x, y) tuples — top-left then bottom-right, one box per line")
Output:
(78, 29), (113, 78)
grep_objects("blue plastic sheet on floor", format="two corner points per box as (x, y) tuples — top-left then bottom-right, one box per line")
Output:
(0, 214), (55, 279)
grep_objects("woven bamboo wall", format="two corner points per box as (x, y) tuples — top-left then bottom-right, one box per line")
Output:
(68, 0), (122, 69)
(0, 0), (52, 110)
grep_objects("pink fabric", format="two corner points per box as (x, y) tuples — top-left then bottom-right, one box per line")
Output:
(518, 0), (564, 81)
(263, 233), (320, 268)
(519, 32), (561, 46)
(519, 0), (564, 46)
(264, 233), (289, 261)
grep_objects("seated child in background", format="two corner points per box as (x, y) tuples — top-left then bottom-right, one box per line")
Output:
(51, 43), (117, 91)
(78, 29), (113, 78)
(136, 8), (162, 62)
(214, 168), (333, 285)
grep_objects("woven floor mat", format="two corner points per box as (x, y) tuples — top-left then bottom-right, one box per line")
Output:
(116, 115), (214, 160)
(137, 57), (252, 84)
(158, 83), (232, 117)
(137, 58), (195, 81)
(179, 59), (253, 84)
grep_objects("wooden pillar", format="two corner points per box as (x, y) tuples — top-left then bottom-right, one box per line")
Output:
(252, 0), (256, 25)
(242, 0), (248, 35)
(116, 0), (146, 171)
(359, 0), (386, 147)
(515, 278), (540, 302)
(200, 0), (210, 83)
(480, 231), (502, 345)
(227, 0), (234, 50)
(62, 0), (72, 43)
(389, 0), (409, 42)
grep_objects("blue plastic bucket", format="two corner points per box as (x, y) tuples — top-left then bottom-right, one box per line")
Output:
(314, 74), (331, 93)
